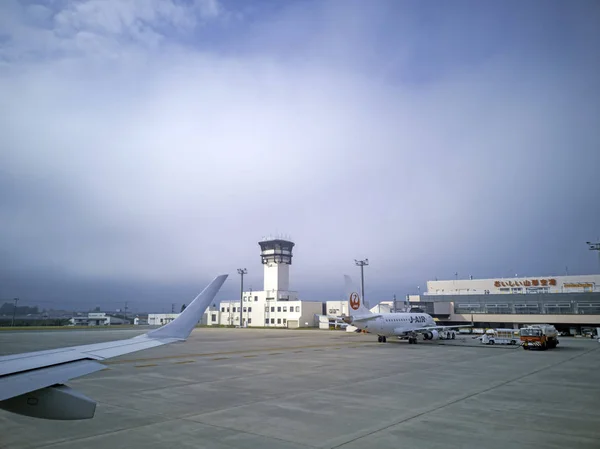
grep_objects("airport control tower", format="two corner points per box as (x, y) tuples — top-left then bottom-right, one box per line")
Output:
(259, 237), (295, 292)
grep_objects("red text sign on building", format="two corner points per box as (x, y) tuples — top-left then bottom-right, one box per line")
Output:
(494, 279), (557, 288)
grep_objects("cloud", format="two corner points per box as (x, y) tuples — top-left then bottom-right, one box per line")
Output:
(0, 0), (223, 61)
(53, 0), (220, 41)
(1, 1), (599, 309)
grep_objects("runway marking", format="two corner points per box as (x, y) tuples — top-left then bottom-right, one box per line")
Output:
(212, 357), (229, 360)
(134, 364), (157, 368)
(243, 355), (258, 358)
(268, 352), (283, 355)
(104, 341), (371, 365)
(174, 360), (195, 365)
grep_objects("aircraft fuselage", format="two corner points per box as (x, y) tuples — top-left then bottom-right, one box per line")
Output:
(352, 312), (436, 337)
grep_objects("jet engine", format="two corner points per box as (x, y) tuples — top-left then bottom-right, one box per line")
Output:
(424, 330), (439, 340)
(0, 385), (96, 420)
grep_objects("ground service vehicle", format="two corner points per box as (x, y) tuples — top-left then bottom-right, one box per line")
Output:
(481, 328), (519, 345)
(438, 329), (457, 340)
(519, 324), (559, 350)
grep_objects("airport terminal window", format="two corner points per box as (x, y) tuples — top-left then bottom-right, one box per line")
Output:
(248, 318), (252, 324)
(545, 303), (571, 314)
(233, 307), (236, 312)
(577, 304), (600, 314)
(221, 307), (225, 312)
(277, 318), (282, 324)
(211, 314), (217, 322)
(277, 307), (281, 312)
(265, 306), (269, 311)
(270, 318), (275, 324)
(283, 307), (287, 312)
(283, 319), (287, 324)
(248, 307), (252, 312)
(296, 306), (300, 312)
(254, 296), (258, 301)
(271, 307), (275, 312)
(243, 307), (247, 312)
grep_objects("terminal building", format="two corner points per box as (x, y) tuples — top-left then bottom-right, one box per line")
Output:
(410, 274), (600, 333)
(203, 238), (323, 328)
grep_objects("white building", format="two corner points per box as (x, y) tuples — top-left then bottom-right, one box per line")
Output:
(69, 312), (129, 326)
(148, 313), (180, 326)
(204, 238), (323, 328)
(133, 316), (148, 325)
(325, 300), (348, 318)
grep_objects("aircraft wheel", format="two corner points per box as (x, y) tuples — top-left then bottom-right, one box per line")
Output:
(382, 336), (387, 343)
(451, 333), (456, 340)
(408, 338), (413, 344)
(377, 335), (383, 343)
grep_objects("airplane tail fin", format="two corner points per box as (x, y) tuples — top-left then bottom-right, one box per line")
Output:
(147, 274), (228, 341)
(344, 275), (372, 316)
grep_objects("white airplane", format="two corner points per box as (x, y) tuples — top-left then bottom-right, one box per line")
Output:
(0, 274), (227, 420)
(343, 275), (470, 344)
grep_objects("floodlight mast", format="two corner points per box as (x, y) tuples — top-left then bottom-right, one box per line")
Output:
(237, 268), (247, 327)
(354, 259), (369, 306)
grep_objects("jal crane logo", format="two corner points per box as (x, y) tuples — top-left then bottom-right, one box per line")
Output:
(349, 292), (361, 311)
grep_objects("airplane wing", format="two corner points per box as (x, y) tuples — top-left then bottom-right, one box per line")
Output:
(411, 324), (473, 333)
(351, 314), (382, 322)
(0, 274), (227, 420)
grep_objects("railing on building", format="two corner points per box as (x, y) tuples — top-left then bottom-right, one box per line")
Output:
(454, 300), (600, 315)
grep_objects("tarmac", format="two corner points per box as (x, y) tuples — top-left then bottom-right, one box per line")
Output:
(1, 328), (599, 449)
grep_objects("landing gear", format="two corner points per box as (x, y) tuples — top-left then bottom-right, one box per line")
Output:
(377, 336), (387, 343)
(408, 337), (417, 344)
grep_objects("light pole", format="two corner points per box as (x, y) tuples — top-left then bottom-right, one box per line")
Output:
(11, 297), (19, 327)
(237, 268), (247, 327)
(354, 259), (369, 305)
(586, 241), (600, 273)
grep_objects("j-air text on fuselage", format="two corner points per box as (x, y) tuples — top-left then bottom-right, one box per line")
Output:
(343, 275), (471, 345)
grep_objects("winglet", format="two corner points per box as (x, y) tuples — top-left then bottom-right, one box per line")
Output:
(147, 274), (228, 340)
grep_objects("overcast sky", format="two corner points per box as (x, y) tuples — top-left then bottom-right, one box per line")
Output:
(1, 0), (599, 313)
